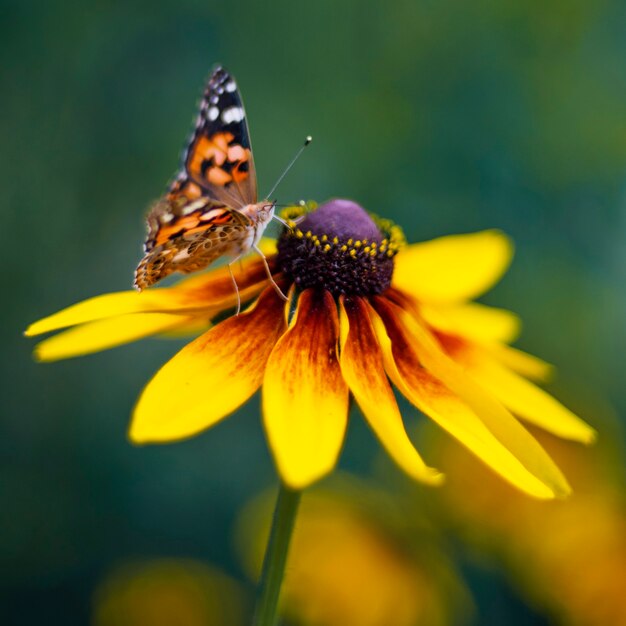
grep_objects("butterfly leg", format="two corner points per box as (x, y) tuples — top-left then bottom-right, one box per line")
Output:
(272, 214), (306, 229)
(272, 215), (291, 228)
(252, 244), (288, 301)
(227, 258), (242, 316)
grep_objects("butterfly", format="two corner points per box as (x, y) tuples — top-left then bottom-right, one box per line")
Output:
(134, 66), (287, 313)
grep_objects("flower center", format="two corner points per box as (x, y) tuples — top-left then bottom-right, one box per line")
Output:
(276, 199), (405, 296)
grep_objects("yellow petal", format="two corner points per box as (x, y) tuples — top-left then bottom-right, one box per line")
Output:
(371, 296), (571, 500)
(129, 287), (287, 443)
(25, 290), (189, 337)
(157, 317), (212, 339)
(34, 313), (196, 362)
(175, 253), (277, 294)
(487, 343), (554, 381)
(393, 230), (513, 304)
(263, 289), (349, 490)
(25, 256), (274, 337)
(339, 297), (443, 485)
(452, 345), (596, 444)
(419, 301), (521, 343)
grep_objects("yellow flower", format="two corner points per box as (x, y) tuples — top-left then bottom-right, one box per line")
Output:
(432, 423), (626, 626)
(236, 481), (471, 626)
(92, 558), (247, 626)
(26, 199), (595, 498)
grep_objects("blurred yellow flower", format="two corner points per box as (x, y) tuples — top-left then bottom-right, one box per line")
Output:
(26, 199), (594, 497)
(433, 421), (626, 626)
(237, 482), (471, 626)
(92, 558), (247, 626)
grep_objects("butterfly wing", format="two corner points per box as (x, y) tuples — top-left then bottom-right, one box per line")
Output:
(169, 66), (257, 208)
(134, 196), (253, 290)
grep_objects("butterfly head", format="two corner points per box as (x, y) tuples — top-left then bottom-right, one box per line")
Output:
(242, 200), (275, 232)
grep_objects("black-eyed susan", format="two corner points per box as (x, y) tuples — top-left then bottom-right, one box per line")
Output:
(236, 480), (471, 626)
(433, 424), (625, 626)
(26, 198), (595, 499)
(92, 558), (247, 626)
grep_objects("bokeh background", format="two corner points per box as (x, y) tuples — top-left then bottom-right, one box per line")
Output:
(4, 1), (626, 624)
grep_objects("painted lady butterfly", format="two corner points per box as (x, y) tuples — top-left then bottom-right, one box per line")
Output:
(134, 66), (287, 311)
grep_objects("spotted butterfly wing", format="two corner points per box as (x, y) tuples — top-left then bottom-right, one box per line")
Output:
(134, 197), (253, 290)
(135, 67), (263, 291)
(169, 66), (257, 208)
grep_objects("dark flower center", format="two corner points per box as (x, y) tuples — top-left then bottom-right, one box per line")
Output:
(276, 199), (404, 296)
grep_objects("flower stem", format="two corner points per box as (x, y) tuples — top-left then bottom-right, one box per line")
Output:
(253, 484), (302, 626)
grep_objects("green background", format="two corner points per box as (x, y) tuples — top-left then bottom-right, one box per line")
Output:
(3, 0), (626, 624)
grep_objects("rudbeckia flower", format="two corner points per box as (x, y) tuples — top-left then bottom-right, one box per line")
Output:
(433, 427), (626, 626)
(236, 482), (471, 626)
(92, 558), (247, 626)
(26, 199), (595, 499)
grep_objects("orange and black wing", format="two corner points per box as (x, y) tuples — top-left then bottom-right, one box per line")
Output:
(134, 197), (252, 290)
(168, 66), (257, 209)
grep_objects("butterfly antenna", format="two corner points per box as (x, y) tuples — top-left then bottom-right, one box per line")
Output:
(265, 136), (312, 199)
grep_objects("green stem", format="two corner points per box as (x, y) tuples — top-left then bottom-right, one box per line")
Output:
(253, 484), (302, 626)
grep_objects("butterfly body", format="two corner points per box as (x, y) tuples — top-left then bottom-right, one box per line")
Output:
(134, 66), (279, 296)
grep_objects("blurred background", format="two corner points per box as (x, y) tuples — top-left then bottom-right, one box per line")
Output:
(3, 0), (626, 624)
